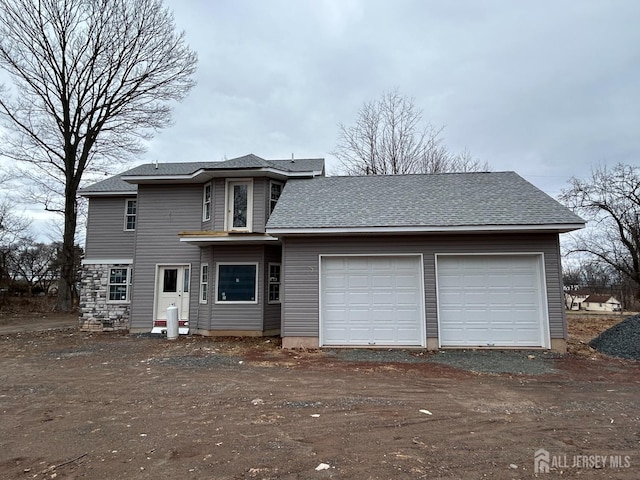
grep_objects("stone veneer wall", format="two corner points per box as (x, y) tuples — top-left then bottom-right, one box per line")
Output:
(79, 264), (131, 331)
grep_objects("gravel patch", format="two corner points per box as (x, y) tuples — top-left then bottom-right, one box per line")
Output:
(427, 350), (560, 375)
(327, 348), (560, 375)
(589, 314), (640, 360)
(326, 349), (428, 364)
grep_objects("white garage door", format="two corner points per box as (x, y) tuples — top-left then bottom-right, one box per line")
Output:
(320, 255), (425, 347)
(437, 255), (548, 348)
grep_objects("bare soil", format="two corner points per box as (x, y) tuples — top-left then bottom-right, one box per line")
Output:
(0, 312), (638, 479)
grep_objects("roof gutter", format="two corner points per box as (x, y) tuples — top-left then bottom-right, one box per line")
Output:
(266, 223), (585, 235)
(79, 190), (137, 197)
(121, 167), (322, 184)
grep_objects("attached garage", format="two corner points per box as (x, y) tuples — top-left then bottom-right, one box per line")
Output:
(436, 254), (550, 348)
(320, 255), (425, 347)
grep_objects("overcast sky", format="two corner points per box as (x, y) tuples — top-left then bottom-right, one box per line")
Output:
(139, 0), (640, 198)
(2, 0), (640, 236)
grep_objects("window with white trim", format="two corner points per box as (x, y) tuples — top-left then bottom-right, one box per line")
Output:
(200, 263), (209, 304)
(269, 181), (283, 214)
(202, 183), (212, 221)
(268, 263), (281, 303)
(108, 267), (131, 302)
(124, 199), (137, 231)
(226, 180), (253, 231)
(216, 263), (258, 303)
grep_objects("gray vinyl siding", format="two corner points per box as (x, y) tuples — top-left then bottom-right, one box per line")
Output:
(208, 245), (265, 330)
(85, 197), (136, 259)
(252, 177), (267, 233)
(195, 247), (214, 330)
(213, 178), (225, 231)
(550, 235), (568, 339)
(281, 233), (566, 340)
(264, 245), (283, 331)
(129, 184), (202, 329)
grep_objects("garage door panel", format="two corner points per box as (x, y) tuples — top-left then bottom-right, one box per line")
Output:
(324, 291), (346, 306)
(370, 292), (394, 304)
(347, 292), (370, 305)
(395, 291), (421, 305)
(347, 274), (370, 288)
(321, 256), (425, 347)
(371, 274), (394, 288)
(324, 274), (347, 288)
(437, 255), (547, 348)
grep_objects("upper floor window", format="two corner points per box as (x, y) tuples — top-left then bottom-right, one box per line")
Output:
(203, 183), (212, 221)
(226, 179), (253, 231)
(270, 181), (283, 214)
(124, 199), (137, 231)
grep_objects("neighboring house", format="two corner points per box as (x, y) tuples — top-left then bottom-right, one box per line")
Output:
(564, 292), (589, 310)
(79, 154), (585, 352)
(582, 295), (622, 312)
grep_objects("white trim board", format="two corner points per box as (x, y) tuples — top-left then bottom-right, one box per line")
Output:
(268, 224), (584, 235)
(82, 259), (133, 265)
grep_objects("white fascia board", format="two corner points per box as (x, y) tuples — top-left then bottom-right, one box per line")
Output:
(82, 259), (133, 265)
(179, 235), (280, 244)
(122, 167), (319, 184)
(267, 223), (585, 235)
(80, 191), (137, 197)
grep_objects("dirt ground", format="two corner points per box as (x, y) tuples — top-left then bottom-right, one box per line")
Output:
(0, 312), (638, 479)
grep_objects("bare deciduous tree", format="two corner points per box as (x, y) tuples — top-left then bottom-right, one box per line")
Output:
(0, 198), (31, 290)
(334, 89), (488, 175)
(6, 239), (58, 295)
(559, 163), (640, 298)
(0, 199), (30, 248)
(0, 0), (197, 310)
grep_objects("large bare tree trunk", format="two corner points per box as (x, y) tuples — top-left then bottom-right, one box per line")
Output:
(0, 0), (197, 313)
(56, 185), (77, 311)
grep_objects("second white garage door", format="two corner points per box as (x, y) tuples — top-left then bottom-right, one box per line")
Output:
(436, 254), (549, 348)
(320, 255), (425, 347)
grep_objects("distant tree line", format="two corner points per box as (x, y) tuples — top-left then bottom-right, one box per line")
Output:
(0, 200), (82, 306)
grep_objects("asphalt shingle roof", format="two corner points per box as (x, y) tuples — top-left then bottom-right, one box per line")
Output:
(584, 295), (618, 303)
(266, 172), (585, 229)
(79, 174), (137, 194)
(115, 154), (324, 178)
(80, 154), (324, 195)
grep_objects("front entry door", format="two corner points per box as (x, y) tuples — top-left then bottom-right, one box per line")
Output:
(153, 265), (190, 333)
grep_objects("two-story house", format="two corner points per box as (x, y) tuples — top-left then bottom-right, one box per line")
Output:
(79, 154), (324, 336)
(80, 154), (585, 352)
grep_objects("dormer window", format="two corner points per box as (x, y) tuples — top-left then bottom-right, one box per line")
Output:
(226, 179), (253, 231)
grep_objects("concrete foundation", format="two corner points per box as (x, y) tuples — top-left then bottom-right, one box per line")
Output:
(282, 336), (320, 349)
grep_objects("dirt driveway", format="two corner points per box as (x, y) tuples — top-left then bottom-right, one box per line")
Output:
(0, 320), (639, 479)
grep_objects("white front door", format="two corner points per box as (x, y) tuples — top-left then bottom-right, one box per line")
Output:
(154, 265), (190, 332)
